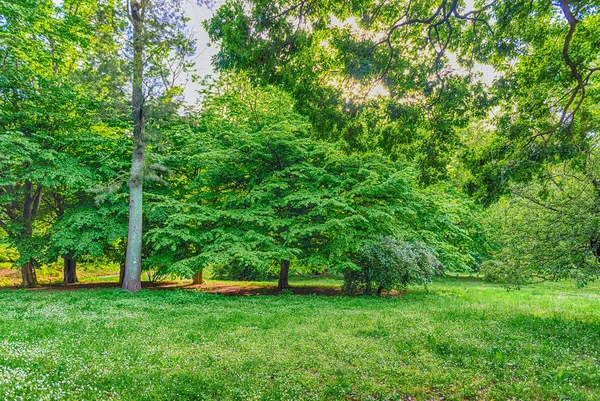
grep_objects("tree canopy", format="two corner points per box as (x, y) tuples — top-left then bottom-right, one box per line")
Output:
(1, 0), (598, 289)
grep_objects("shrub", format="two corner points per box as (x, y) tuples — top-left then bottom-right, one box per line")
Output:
(343, 237), (440, 295)
(480, 259), (531, 288)
(480, 259), (507, 283)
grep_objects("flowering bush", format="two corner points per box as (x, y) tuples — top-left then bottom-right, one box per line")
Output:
(344, 237), (440, 295)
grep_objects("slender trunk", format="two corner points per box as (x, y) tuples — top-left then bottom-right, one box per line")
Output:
(192, 270), (203, 285)
(119, 261), (126, 285)
(278, 259), (290, 290)
(123, 1), (145, 293)
(18, 181), (42, 287)
(21, 260), (38, 288)
(62, 253), (77, 284)
(118, 243), (127, 285)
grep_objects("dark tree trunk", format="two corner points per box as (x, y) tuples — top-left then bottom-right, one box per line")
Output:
(123, 0), (146, 293)
(278, 259), (290, 289)
(118, 244), (127, 285)
(119, 261), (126, 286)
(18, 181), (42, 288)
(192, 270), (203, 285)
(62, 253), (77, 284)
(21, 260), (38, 288)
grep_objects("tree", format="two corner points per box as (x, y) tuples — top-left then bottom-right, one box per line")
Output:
(148, 76), (485, 288)
(0, 0), (114, 286)
(121, 0), (197, 292)
(459, 0), (600, 284)
(481, 152), (600, 287)
(462, 0), (600, 203)
(206, 0), (599, 188)
(204, 0), (496, 184)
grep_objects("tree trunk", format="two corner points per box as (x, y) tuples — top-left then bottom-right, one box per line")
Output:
(119, 261), (126, 286)
(118, 243), (127, 285)
(278, 259), (290, 289)
(62, 253), (77, 284)
(123, 1), (145, 293)
(21, 260), (38, 288)
(18, 181), (42, 288)
(192, 270), (203, 285)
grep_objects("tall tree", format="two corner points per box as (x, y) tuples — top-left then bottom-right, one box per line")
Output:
(123, 0), (147, 292)
(121, 0), (197, 292)
(454, 0), (600, 284)
(0, 0), (111, 286)
(147, 76), (486, 286)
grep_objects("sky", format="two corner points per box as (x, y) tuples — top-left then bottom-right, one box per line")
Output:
(180, 0), (219, 104)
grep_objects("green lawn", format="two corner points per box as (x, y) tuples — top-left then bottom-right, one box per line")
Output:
(0, 278), (599, 400)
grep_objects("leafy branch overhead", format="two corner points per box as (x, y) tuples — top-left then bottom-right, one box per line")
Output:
(206, 0), (599, 184)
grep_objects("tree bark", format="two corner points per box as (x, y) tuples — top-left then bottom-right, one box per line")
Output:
(21, 260), (38, 288)
(18, 181), (42, 287)
(119, 261), (126, 285)
(62, 253), (77, 284)
(123, 0), (145, 293)
(192, 270), (203, 285)
(278, 259), (290, 289)
(118, 243), (127, 285)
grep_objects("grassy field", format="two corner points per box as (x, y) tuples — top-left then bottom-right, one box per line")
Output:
(0, 278), (599, 401)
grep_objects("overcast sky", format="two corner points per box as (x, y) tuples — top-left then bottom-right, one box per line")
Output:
(180, 0), (219, 104)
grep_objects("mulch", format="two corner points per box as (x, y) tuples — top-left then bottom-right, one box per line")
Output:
(2, 280), (344, 296)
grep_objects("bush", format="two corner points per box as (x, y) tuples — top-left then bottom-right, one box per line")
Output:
(480, 259), (531, 288)
(480, 259), (507, 283)
(343, 237), (440, 295)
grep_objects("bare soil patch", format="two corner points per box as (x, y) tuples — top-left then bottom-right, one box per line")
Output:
(2, 280), (343, 296)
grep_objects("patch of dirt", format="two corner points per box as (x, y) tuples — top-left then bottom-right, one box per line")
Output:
(0, 269), (20, 278)
(189, 282), (343, 296)
(1, 280), (343, 296)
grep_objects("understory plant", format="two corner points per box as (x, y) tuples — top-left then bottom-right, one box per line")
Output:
(343, 237), (440, 295)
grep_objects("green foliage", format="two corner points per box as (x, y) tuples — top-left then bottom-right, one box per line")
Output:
(205, 0), (492, 184)
(462, 0), (600, 203)
(210, 262), (270, 281)
(0, 0), (127, 278)
(484, 166), (600, 287)
(480, 259), (528, 288)
(343, 237), (439, 295)
(148, 76), (482, 279)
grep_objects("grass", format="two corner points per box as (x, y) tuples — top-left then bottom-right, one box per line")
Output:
(0, 278), (599, 400)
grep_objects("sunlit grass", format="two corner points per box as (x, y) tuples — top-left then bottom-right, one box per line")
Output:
(0, 278), (599, 400)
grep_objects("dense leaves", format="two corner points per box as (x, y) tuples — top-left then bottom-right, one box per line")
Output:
(147, 77), (483, 282)
(343, 237), (440, 295)
(204, 0), (495, 184)
(1, 0), (599, 289)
